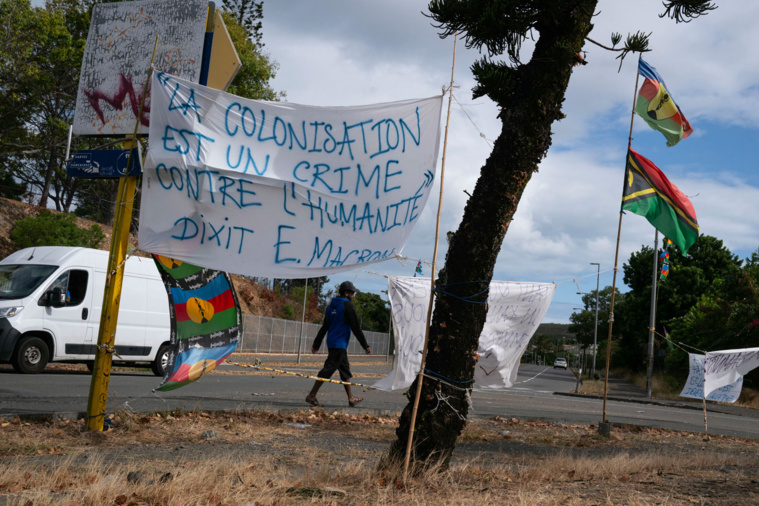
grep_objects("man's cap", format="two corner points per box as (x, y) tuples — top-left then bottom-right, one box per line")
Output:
(339, 281), (359, 294)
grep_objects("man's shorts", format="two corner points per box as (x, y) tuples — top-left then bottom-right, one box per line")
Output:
(317, 348), (352, 382)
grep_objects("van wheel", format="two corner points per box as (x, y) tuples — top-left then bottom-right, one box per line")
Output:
(151, 344), (172, 377)
(12, 336), (49, 374)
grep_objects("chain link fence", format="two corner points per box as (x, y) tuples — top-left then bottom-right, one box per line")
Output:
(238, 314), (393, 356)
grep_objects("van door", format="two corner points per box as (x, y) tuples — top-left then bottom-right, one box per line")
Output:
(41, 269), (95, 359)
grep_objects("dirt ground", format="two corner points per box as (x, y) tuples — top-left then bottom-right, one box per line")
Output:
(2, 409), (758, 505)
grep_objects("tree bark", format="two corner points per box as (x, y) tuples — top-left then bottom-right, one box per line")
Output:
(389, 1), (598, 471)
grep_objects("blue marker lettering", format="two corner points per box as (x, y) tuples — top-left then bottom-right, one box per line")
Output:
(274, 225), (298, 264)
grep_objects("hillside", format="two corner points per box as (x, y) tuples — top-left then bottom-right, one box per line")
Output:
(535, 322), (574, 339)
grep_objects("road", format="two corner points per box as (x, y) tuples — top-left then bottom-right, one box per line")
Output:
(1, 361), (757, 439)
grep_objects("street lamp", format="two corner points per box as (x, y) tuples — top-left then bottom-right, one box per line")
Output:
(590, 262), (600, 378)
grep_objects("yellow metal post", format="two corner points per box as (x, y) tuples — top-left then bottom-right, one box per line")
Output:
(85, 170), (138, 430)
(85, 35), (158, 431)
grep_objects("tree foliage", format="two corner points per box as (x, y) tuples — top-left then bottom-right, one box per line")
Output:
(665, 247), (759, 387)
(10, 209), (105, 249)
(221, 0), (264, 46)
(0, 0), (91, 211)
(613, 235), (741, 372)
(220, 9), (282, 101)
(352, 291), (391, 334)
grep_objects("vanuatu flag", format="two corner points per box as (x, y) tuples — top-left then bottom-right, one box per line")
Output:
(635, 59), (693, 147)
(153, 255), (241, 391)
(622, 149), (699, 255)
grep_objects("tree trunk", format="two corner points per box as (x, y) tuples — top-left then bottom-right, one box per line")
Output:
(38, 147), (56, 209)
(388, 1), (598, 471)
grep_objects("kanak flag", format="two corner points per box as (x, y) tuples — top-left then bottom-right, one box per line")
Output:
(635, 59), (693, 147)
(153, 255), (240, 391)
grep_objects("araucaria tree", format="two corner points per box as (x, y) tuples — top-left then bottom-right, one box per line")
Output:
(388, 0), (717, 470)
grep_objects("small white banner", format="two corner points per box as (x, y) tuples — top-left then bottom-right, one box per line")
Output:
(374, 277), (555, 391)
(679, 353), (742, 403)
(704, 347), (759, 398)
(139, 72), (443, 277)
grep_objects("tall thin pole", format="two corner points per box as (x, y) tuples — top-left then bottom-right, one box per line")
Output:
(602, 58), (642, 427)
(646, 231), (659, 398)
(591, 262), (600, 377)
(297, 278), (308, 364)
(403, 32), (457, 480)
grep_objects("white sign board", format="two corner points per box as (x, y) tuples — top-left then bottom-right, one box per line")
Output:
(73, 0), (208, 135)
(704, 347), (759, 397)
(139, 73), (443, 278)
(374, 277), (555, 391)
(679, 353), (742, 403)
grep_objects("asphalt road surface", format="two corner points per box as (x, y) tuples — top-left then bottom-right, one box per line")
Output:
(1, 360), (757, 439)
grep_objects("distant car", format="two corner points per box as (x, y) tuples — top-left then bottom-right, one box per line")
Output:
(553, 358), (568, 370)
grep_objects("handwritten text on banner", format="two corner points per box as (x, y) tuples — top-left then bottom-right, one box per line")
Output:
(139, 73), (443, 278)
(374, 277), (555, 391)
(679, 353), (742, 403)
(704, 347), (759, 397)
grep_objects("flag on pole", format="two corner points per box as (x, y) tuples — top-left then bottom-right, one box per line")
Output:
(660, 237), (671, 281)
(414, 260), (423, 277)
(622, 149), (699, 255)
(635, 59), (693, 147)
(153, 255), (241, 391)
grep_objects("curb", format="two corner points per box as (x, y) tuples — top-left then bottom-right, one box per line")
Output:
(555, 391), (759, 418)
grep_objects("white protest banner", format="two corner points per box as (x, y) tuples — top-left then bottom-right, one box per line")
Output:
(373, 277), (429, 391)
(374, 277), (555, 391)
(139, 72), (443, 278)
(704, 347), (759, 397)
(475, 280), (555, 389)
(679, 353), (742, 403)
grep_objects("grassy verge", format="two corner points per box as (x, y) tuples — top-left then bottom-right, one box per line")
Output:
(2, 409), (759, 505)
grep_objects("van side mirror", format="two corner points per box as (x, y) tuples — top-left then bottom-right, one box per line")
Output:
(46, 287), (66, 308)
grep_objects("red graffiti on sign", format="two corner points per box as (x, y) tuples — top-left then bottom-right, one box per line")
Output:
(84, 74), (150, 127)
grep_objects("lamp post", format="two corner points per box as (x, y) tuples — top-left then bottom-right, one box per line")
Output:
(590, 262), (600, 378)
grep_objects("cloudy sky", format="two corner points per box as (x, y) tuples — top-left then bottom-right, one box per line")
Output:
(259, 0), (759, 324)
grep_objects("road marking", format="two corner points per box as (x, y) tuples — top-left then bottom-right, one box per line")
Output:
(514, 366), (549, 384)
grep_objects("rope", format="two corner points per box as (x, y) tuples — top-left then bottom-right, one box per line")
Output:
(106, 247), (137, 281)
(422, 372), (473, 392)
(97, 340), (123, 360)
(225, 359), (378, 389)
(433, 286), (490, 303)
(451, 92), (493, 148)
(430, 389), (471, 421)
(648, 327), (706, 354)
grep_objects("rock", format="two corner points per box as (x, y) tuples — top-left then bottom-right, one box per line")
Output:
(126, 471), (145, 484)
(201, 429), (219, 440)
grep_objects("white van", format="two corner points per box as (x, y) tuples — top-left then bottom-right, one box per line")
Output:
(0, 247), (171, 375)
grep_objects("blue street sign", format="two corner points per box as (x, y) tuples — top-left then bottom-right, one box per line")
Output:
(67, 146), (142, 178)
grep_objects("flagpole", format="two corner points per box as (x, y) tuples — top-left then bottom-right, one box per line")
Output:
(403, 31), (457, 481)
(601, 56), (643, 431)
(646, 230), (659, 398)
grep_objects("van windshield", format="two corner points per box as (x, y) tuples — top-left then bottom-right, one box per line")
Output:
(0, 264), (58, 299)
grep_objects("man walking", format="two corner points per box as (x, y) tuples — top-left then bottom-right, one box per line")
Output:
(306, 281), (371, 407)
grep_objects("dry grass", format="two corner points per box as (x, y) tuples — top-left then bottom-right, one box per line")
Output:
(2, 410), (759, 505)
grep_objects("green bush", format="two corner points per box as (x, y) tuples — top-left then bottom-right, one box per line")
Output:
(10, 210), (105, 250)
(280, 302), (295, 320)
